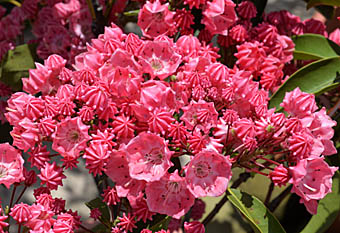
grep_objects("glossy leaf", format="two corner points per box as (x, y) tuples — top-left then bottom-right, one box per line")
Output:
(300, 171), (340, 233)
(307, 0), (340, 9)
(227, 188), (286, 233)
(292, 34), (340, 60)
(269, 57), (340, 110)
(0, 44), (36, 91)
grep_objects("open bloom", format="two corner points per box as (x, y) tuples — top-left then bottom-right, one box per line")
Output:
(185, 150), (232, 197)
(125, 132), (173, 182)
(145, 171), (195, 219)
(52, 117), (90, 158)
(0, 143), (24, 188)
(289, 157), (338, 214)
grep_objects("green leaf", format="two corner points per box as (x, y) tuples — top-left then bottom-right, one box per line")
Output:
(269, 57), (340, 110)
(85, 197), (111, 224)
(0, 0), (21, 6)
(300, 171), (340, 233)
(227, 188), (286, 233)
(292, 34), (340, 60)
(307, 0), (340, 9)
(0, 44), (36, 91)
(123, 9), (140, 17)
(149, 215), (171, 232)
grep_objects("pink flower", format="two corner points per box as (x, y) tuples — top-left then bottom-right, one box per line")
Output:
(90, 208), (101, 220)
(102, 186), (120, 206)
(281, 87), (317, 117)
(10, 203), (32, 223)
(184, 221), (205, 233)
(148, 108), (174, 135)
(138, 41), (182, 80)
(269, 164), (289, 187)
(289, 157), (338, 214)
(191, 199), (206, 220)
(25, 204), (55, 231)
(105, 150), (146, 197)
(117, 213), (137, 233)
(202, 0), (237, 36)
(0, 143), (24, 188)
(84, 142), (110, 176)
(0, 208), (8, 233)
(139, 80), (176, 112)
(138, 0), (175, 38)
(125, 132), (173, 182)
(52, 117), (90, 158)
(145, 171), (195, 219)
(39, 162), (66, 190)
(185, 150), (232, 197)
(237, 1), (257, 19)
(181, 100), (218, 133)
(300, 108), (337, 156)
(329, 28), (340, 45)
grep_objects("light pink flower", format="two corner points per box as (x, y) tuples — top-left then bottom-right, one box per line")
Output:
(0, 143), (24, 188)
(52, 117), (90, 158)
(125, 132), (173, 182)
(202, 0), (237, 36)
(186, 150), (232, 197)
(145, 171), (195, 219)
(25, 204), (55, 231)
(289, 157), (338, 214)
(138, 41), (182, 80)
(105, 149), (146, 197)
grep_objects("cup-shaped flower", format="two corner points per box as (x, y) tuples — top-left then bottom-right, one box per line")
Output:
(185, 150), (232, 197)
(0, 143), (24, 188)
(145, 171), (195, 219)
(125, 132), (173, 182)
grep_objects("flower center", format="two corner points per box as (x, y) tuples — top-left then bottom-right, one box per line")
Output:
(145, 152), (163, 165)
(150, 58), (163, 71)
(167, 181), (181, 194)
(0, 165), (7, 178)
(193, 161), (211, 178)
(68, 130), (80, 142)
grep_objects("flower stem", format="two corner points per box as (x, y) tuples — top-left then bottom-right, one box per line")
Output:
(14, 186), (27, 205)
(202, 172), (251, 226)
(268, 185), (292, 212)
(264, 182), (274, 206)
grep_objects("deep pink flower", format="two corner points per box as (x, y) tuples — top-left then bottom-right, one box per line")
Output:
(269, 164), (289, 187)
(10, 203), (32, 223)
(129, 193), (155, 223)
(191, 199), (206, 220)
(117, 213), (137, 233)
(0, 143), (24, 188)
(125, 132), (173, 182)
(28, 145), (50, 170)
(181, 100), (218, 133)
(235, 41), (266, 75)
(102, 186), (120, 206)
(237, 1), (257, 19)
(186, 150), (232, 197)
(138, 0), (175, 38)
(0, 208), (8, 233)
(148, 108), (174, 135)
(90, 208), (102, 220)
(52, 117), (90, 158)
(39, 162), (66, 190)
(289, 157), (338, 214)
(184, 221), (205, 233)
(25, 204), (55, 231)
(145, 171), (195, 219)
(84, 142), (110, 176)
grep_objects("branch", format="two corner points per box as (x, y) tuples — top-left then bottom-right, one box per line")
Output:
(202, 172), (251, 226)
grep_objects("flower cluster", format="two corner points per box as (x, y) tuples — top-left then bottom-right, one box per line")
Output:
(0, 0), (339, 232)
